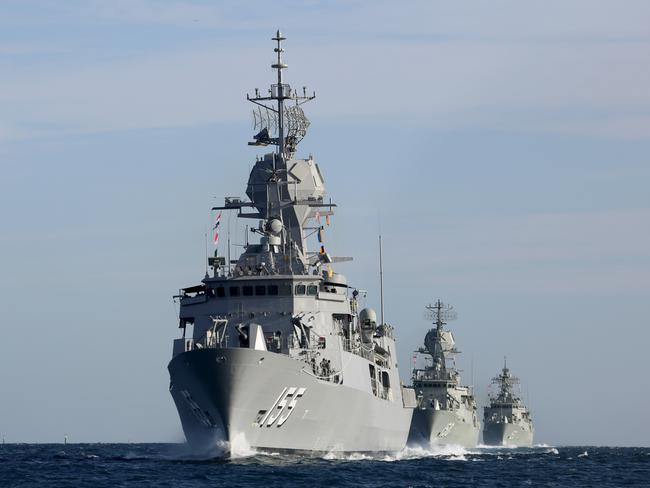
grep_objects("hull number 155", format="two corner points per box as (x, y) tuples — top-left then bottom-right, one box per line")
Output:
(257, 387), (306, 427)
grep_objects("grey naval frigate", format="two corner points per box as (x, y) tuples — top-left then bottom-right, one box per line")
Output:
(408, 300), (480, 447)
(483, 359), (534, 446)
(167, 32), (417, 455)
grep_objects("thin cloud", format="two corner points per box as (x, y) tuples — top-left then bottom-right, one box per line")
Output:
(1, 2), (650, 141)
(395, 209), (650, 293)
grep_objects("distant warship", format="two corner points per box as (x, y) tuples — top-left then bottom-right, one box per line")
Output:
(167, 32), (417, 454)
(408, 300), (480, 447)
(483, 359), (534, 446)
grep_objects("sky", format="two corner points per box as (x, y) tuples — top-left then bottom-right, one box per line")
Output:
(1, 0), (649, 446)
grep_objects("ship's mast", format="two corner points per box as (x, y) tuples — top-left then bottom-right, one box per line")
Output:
(272, 31), (287, 159)
(246, 31), (315, 159)
(211, 32), (324, 277)
(425, 299), (457, 331)
(417, 300), (458, 377)
(490, 356), (521, 403)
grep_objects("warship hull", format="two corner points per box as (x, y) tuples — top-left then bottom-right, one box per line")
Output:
(169, 347), (413, 454)
(408, 408), (479, 448)
(482, 422), (533, 447)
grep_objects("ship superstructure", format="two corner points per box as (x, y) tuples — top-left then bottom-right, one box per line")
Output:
(167, 32), (416, 454)
(408, 300), (479, 447)
(482, 359), (534, 446)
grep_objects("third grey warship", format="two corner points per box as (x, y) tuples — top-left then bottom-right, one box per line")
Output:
(408, 300), (480, 447)
(167, 32), (417, 455)
(482, 359), (534, 446)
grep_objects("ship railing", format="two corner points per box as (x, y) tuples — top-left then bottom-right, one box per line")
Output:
(341, 337), (374, 361)
(178, 333), (230, 353)
(179, 332), (296, 355)
(178, 319), (229, 354)
(377, 324), (394, 339)
(413, 370), (455, 382)
(286, 343), (343, 384)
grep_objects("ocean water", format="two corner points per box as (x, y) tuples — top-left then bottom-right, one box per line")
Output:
(1, 443), (648, 487)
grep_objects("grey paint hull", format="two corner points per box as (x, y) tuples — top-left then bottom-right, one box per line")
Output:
(483, 421), (533, 447)
(169, 347), (413, 453)
(408, 408), (479, 448)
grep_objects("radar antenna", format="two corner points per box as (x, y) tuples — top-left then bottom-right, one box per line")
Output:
(246, 31), (315, 158)
(424, 299), (457, 330)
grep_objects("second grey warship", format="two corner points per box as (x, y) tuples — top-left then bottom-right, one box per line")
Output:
(483, 359), (534, 446)
(408, 300), (480, 447)
(167, 32), (417, 455)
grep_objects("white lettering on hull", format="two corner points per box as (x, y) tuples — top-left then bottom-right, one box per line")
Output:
(257, 387), (307, 427)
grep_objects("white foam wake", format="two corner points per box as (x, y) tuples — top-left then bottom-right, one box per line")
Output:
(228, 433), (257, 459)
(322, 444), (470, 462)
(391, 444), (470, 461)
(322, 451), (375, 461)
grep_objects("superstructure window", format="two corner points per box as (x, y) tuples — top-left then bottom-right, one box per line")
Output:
(295, 284), (306, 295)
(243, 285), (253, 296)
(255, 285), (266, 296)
(215, 287), (226, 298)
(229, 286), (240, 297)
(307, 285), (318, 296)
(268, 285), (279, 296)
(381, 371), (391, 388)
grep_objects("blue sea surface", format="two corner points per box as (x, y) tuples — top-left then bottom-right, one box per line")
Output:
(0, 443), (648, 487)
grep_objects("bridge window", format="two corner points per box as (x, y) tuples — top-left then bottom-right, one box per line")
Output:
(268, 285), (279, 296)
(295, 284), (306, 295)
(215, 286), (226, 298)
(369, 364), (377, 396)
(307, 284), (318, 296)
(255, 285), (266, 296)
(243, 285), (253, 297)
(229, 286), (240, 297)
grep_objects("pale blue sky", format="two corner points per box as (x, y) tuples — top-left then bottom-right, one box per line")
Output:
(1, 1), (649, 446)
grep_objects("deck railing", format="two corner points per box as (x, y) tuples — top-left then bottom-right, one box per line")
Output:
(341, 337), (374, 361)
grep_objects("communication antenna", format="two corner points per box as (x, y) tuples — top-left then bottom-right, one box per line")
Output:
(424, 299), (457, 328)
(471, 355), (475, 394)
(227, 212), (232, 276)
(379, 234), (384, 325)
(204, 228), (209, 276)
